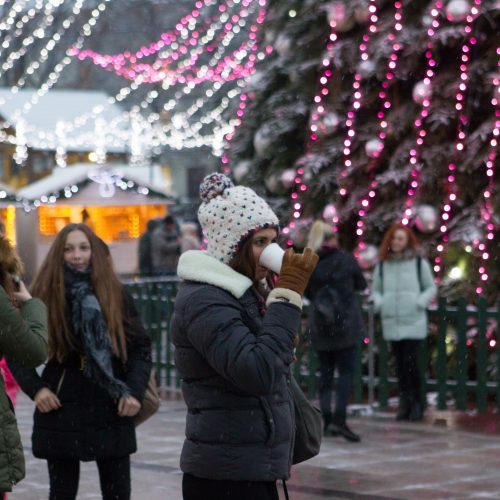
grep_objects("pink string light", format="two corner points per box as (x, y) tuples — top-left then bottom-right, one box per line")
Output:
(401, 0), (443, 226)
(70, 0), (221, 67)
(70, 0), (257, 84)
(355, 0), (403, 243)
(281, 7), (340, 244)
(476, 47), (499, 294)
(339, 0), (379, 198)
(433, 0), (481, 280)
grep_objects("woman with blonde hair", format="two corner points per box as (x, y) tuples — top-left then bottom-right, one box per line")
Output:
(11, 223), (152, 499)
(0, 236), (47, 496)
(305, 220), (367, 442)
(371, 224), (436, 421)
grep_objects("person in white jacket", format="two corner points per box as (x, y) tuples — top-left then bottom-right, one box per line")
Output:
(371, 224), (436, 421)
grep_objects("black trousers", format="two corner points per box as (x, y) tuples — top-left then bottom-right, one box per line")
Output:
(47, 456), (131, 500)
(392, 339), (423, 403)
(182, 473), (279, 500)
(317, 346), (357, 424)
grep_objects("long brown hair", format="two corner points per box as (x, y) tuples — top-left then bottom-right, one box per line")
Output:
(229, 236), (257, 283)
(31, 223), (127, 363)
(379, 224), (420, 261)
(0, 236), (24, 303)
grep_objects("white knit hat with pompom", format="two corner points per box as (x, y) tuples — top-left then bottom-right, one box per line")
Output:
(198, 172), (279, 264)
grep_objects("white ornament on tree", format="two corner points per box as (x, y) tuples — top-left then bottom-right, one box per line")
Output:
(445, 0), (470, 22)
(265, 174), (280, 193)
(280, 169), (296, 189)
(233, 161), (251, 183)
(358, 59), (376, 77)
(253, 126), (273, 156)
(317, 112), (340, 137)
(322, 203), (338, 222)
(412, 80), (432, 105)
(327, 2), (355, 32)
(414, 205), (438, 233)
(275, 33), (292, 57)
(365, 138), (384, 158)
(355, 244), (378, 269)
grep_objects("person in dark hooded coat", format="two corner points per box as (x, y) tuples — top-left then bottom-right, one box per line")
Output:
(305, 220), (367, 442)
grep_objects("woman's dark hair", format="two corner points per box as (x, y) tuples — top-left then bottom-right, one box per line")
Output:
(229, 236), (257, 283)
(31, 223), (126, 363)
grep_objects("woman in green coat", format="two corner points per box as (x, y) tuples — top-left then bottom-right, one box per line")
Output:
(371, 224), (436, 421)
(0, 237), (48, 494)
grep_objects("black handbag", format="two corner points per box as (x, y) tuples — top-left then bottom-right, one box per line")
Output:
(291, 375), (323, 464)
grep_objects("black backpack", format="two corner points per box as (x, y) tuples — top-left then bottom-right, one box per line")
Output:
(312, 284), (349, 336)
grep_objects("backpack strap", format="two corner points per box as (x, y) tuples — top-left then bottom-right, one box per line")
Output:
(379, 261), (384, 295)
(417, 256), (423, 292)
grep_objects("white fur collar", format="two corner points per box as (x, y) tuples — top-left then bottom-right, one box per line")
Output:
(177, 250), (252, 299)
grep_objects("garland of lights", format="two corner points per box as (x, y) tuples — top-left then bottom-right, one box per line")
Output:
(476, 50), (499, 294)
(0, 0), (66, 77)
(281, 8), (339, 243)
(354, 0), (403, 258)
(0, 0), (269, 160)
(401, 0), (443, 226)
(5, 0), (110, 125)
(433, 0), (481, 282)
(339, 0), (379, 197)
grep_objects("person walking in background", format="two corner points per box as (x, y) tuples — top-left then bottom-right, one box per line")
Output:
(0, 236), (48, 497)
(179, 221), (201, 254)
(305, 221), (367, 443)
(171, 173), (318, 500)
(137, 219), (158, 275)
(371, 224), (436, 421)
(10, 223), (152, 500)
(151, 215), (181, 274)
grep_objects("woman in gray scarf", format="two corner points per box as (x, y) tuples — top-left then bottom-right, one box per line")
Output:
(11, 224), (152, 500)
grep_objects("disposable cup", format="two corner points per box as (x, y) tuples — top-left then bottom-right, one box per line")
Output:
(259, 243), (285, 274)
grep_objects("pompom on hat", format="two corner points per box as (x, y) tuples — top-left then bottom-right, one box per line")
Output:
(198, 172), (279, 264)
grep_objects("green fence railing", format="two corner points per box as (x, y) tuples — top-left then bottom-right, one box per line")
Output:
(124, 278), (500, 413)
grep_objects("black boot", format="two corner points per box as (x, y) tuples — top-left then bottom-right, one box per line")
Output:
(396, 394), (411, 421)
(329, 422), (361, 442)
(408, 398), (424, 422)
(323, 412), (332, 434)
(331, 415), (361, 442)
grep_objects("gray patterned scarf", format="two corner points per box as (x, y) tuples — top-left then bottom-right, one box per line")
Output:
(64, 263), (129, 400)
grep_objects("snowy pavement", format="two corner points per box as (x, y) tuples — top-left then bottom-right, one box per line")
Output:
(10, 392), (500, 500)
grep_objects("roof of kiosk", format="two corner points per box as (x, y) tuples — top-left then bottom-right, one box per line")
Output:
(18, 163), (176, 206)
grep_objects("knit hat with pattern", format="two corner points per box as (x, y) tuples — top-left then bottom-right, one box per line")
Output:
(198, 172), (279, 264)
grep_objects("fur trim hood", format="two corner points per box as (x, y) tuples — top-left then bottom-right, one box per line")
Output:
(177, 250), (252, 299)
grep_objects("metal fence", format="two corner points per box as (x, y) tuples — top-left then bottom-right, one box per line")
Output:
(124, 278), (499, 413)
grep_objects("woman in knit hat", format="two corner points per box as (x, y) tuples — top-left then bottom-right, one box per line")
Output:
(171, 173), (318, 500)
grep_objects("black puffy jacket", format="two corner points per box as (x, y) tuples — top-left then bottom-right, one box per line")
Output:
(171, 250), (302, 481)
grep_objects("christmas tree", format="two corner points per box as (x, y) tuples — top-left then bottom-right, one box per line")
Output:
(225, 0), (499, 301)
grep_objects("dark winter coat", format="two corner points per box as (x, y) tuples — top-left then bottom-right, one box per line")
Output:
(151, 224), (181, 274)
(305, 247), (367, 351)
(172, 250), (302, 482)
(0, 289), (47, 493)
(10, 292), (152, 461)
(138, 231), (153, 274)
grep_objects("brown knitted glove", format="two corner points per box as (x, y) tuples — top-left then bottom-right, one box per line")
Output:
(275, 247), (319, 296)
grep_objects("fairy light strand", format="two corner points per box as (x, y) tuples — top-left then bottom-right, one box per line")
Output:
(355, 0), (403, 243)
(433, 0), (481, 280)
(401, 0), (443, 225)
